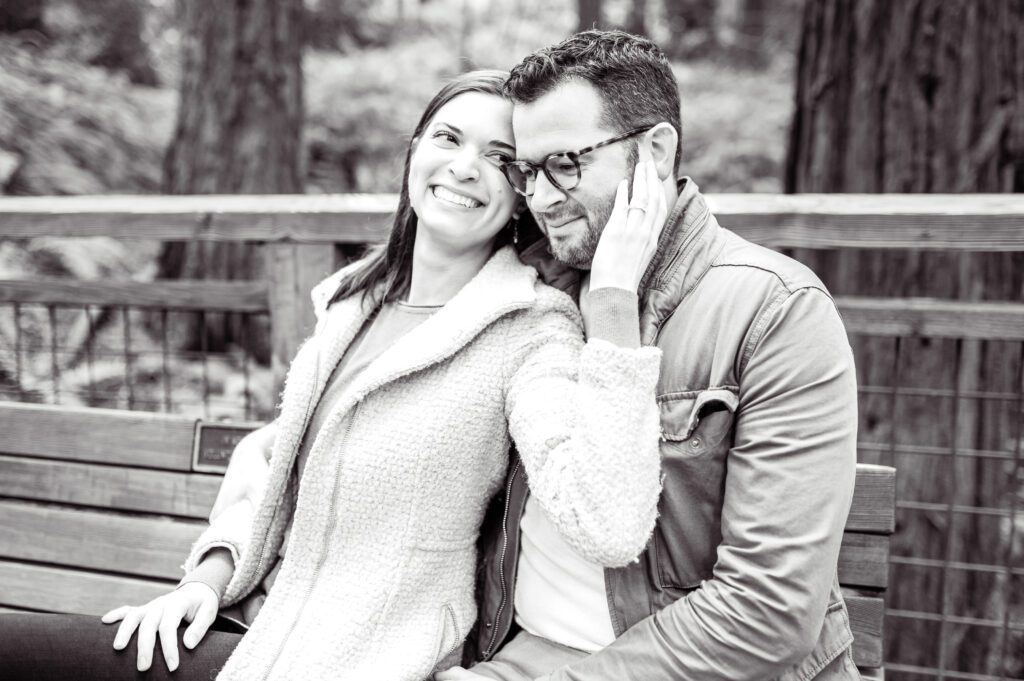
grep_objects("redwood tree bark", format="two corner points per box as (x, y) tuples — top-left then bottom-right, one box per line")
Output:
(786, 1), (1024, 674)
(662, 0), (717, 58)
(578, 0), (603, 32)
(159, 0), (304, 361)
(0, 0), (44, 34)
(625, 0), (647, 36)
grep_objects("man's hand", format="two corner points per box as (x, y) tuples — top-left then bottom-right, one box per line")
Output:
(588, 148), (668, 293)
(101, 582), (218, 672)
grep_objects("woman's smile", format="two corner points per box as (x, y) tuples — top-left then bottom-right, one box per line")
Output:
(431, 184), (484, 209)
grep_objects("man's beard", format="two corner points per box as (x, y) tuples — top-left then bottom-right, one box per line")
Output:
(538, 193), (615, 270)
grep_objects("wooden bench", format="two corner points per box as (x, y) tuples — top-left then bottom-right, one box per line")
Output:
(0, 401), (894, 677)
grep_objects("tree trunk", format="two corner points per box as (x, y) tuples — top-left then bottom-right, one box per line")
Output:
(578, 0), (603, 32)
(786, 0), (1024, 673)
(733, 0), (768, 66)
(159, 0), (304, 364)
(0, 0), (44, 34)
(625, 0), (647, 36)
(662, 0), (718, 59)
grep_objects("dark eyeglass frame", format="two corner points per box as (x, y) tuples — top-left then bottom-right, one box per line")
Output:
(501, 126), (653, 197)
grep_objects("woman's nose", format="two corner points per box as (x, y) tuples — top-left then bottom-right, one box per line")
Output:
(448, 150), (480, 182)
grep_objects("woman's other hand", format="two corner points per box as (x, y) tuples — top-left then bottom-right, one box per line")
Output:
(588, 147), (669, 293)
(101, 582), (219, 672)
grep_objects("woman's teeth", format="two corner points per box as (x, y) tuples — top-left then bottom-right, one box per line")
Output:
(432, 186), (482, 209)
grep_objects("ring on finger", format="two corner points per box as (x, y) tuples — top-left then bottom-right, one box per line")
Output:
(627, 204), (647, 213)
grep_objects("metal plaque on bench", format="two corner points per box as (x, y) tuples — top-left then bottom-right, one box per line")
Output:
(192, 422), (260, 473)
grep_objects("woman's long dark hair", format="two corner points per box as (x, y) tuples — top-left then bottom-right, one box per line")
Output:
(328, 69), (534, 308)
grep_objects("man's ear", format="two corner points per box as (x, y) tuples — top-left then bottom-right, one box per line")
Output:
(643, 123), (678, 181)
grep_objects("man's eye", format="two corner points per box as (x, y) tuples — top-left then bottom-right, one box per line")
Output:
(432, 131), (458, 146)
(552, 160), (577, 174)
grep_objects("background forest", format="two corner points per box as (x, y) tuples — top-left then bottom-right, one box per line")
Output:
(0, 0), (802, 418)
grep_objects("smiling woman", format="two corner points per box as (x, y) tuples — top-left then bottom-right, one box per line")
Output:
(0, 70), (668, 681)
(408, 91), (521, 269)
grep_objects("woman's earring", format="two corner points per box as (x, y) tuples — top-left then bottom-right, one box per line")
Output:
(511, 214), (520, 245)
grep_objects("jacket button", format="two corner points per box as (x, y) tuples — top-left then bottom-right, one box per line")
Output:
(690, 437), (701, 448)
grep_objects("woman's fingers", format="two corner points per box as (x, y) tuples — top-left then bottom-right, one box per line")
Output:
(135, 604), (162, 671)
(611, 178), (628, 227)
(158, 606), (184, 672)
(626, 159), (648, 231)
(101, 605), (130, 624)
(112, 607), (145, 650)
(182, 595), (218, 650)
(644, 159), (667, 253)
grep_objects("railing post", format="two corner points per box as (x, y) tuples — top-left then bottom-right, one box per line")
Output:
(266, 243), (336, 404)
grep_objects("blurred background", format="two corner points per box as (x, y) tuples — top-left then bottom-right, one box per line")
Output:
(0, 0), (1021, 678)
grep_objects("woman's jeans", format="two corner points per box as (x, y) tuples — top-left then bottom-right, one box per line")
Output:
(0, 612), (243, 680)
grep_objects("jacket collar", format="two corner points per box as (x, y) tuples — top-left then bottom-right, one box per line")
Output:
(636, 177), (724, 345)
(309, 245), (538, 409)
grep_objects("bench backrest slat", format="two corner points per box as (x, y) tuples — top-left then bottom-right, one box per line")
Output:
(0, 454), (220, 518)
(0, 402), (197, 471)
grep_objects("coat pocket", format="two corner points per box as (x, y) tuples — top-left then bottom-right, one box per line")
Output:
(658, 387), (738, 456)
(653, 387), (738, 590)
(431, 602), (464, 673)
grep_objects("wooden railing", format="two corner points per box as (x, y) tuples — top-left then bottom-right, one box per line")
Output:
(2, 194), (1022, 375)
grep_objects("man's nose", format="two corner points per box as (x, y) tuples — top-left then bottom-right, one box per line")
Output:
(448, 150), (480, 182)
(529, 170), (566, 214)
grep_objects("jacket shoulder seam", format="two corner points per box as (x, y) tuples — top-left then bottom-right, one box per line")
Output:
(739, 285), (836, 373)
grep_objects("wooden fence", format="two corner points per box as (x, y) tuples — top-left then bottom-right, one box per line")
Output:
(0, 193), (1023, 679)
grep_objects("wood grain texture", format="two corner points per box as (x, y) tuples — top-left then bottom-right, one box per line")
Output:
(845, 594), (885, 669)
(0, 403), (197, 471)
(838, 533), (890, 589)
(0, 455), (221, 518)
(859, 666), (884, 680)
(0, 501), (202, 580)
(0, 279), (269, 312)
(267, 243), (335, 396)
(1, 193), (1022, 249)
(848, 464), (896, 534)
(837, 297), (1024, 340)
(0, 560), (173, 614)
(0, 194), (394, 243)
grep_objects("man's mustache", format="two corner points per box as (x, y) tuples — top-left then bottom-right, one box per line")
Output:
(536, 210), (586, 230)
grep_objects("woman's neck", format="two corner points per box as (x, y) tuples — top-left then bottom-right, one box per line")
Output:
(406, 233), (494, 306)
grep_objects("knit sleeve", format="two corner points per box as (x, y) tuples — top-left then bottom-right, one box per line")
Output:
(504, 286), (663, 567)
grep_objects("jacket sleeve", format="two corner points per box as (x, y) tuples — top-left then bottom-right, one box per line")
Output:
(504, 287), (663, 568)
(545, 287), (858, 680)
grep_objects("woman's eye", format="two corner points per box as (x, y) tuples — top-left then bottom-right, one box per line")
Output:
(432, 131), (458, 146)
(489, 152), (512, 164)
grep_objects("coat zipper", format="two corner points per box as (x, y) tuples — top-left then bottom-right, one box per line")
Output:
(482, 458), (520, 658)
(263, 404), (358, 681)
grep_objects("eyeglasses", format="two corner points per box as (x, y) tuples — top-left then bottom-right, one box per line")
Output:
(500, 126), (653, 197)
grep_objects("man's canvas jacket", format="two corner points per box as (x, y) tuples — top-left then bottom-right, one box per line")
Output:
(469, 178), (861, 680)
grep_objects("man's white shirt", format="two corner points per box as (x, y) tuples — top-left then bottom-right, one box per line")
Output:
(513, 494), (616, 652)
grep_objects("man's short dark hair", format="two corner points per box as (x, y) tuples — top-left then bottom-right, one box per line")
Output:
(504, 30), (682, 173)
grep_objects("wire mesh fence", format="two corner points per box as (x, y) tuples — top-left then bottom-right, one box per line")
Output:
(0, 302), (273, 422)
(853, 334), (1024, 679)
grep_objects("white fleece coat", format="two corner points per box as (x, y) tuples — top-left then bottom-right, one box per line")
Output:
(184, 246), (663, 681)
